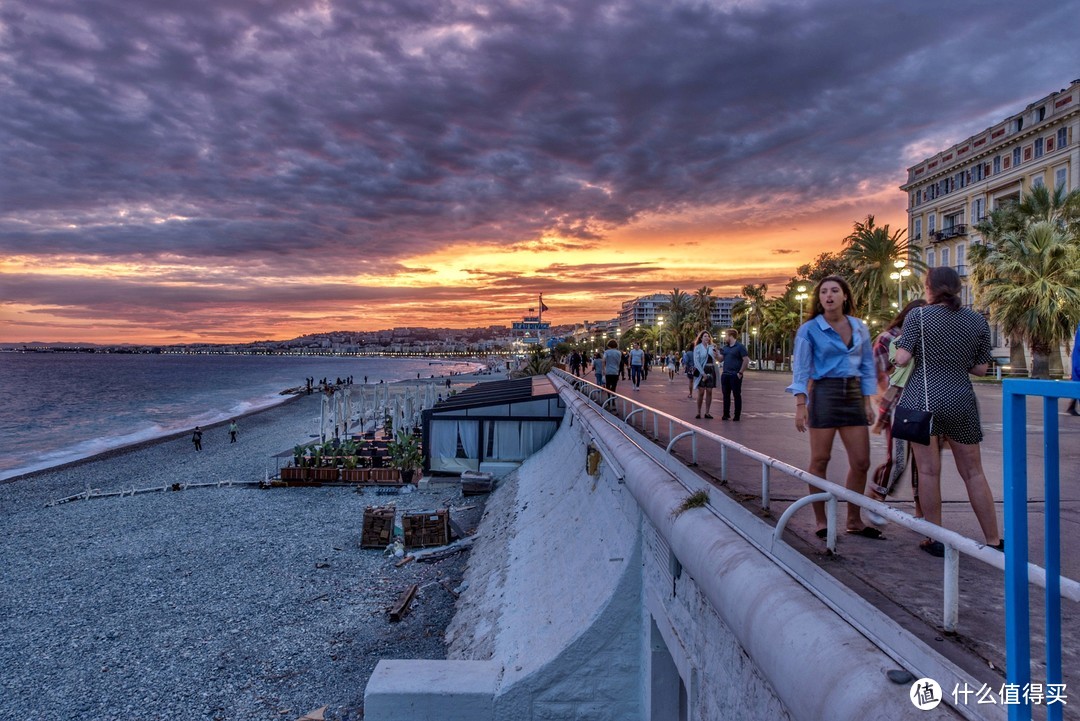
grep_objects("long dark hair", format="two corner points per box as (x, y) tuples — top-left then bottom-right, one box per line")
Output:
(886, 298), (927, 331)
(811, 275), (854, 317)
(926, 266), (962, 311)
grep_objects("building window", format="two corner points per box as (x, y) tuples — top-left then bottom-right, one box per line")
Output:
(1013, 147), (1022, 165)
(929, 214), (936, 233)
(1012, 117), (1024, 133)
(994, 156), (1001, 174)
(914, 218), (922, 240)
(940, 247), (950, 267)
(974, 164), (983, 181)
(972, 197), (984, 222)
(1058, 127), (1068, 147)
(1035, 138), (1044, 158)
(1037, 106), (1046, 122)
(1056, 166), (1068, 190)
(927, 249), (936, 268)
(1003, 155), (1011, 170)
(1032, 175), (1045, 189)
(957, 243), (966, 268)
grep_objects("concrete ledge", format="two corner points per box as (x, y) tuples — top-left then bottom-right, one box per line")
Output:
(364, 659), (501, 721)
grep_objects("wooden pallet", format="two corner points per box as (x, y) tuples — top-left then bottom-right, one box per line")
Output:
(402, 509), (449, 549)
(361, 505), (397, 548)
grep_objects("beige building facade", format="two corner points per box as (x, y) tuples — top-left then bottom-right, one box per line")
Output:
(900, 77), (1080, 359)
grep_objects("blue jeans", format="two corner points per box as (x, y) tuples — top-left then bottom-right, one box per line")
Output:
(630, 365), (643, 386)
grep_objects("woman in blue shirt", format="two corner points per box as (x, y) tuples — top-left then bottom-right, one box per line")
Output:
(787, 275), (879, 539)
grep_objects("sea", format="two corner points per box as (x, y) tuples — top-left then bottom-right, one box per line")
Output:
(0, 353), (483, 481)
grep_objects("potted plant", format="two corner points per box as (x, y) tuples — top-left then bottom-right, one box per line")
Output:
(387, 428), (422, 484)
(282, 445), (308, 481)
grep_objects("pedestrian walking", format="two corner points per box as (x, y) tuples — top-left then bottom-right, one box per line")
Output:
(692, 331), (721, 419)
(682, 346), (695, 398)
(192, 426), (203, 452)
(592, 350), (604, 387)
(788, 275), (880, 540)
(718, 329), (749, 421)
(893, 267), (1002, 556)
(629, 342), (645, 390)
(603, 340), (623, 392)
(228, 420), (239, 443)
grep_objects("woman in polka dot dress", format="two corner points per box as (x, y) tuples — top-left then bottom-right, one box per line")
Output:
(894, 266), (1002, 556)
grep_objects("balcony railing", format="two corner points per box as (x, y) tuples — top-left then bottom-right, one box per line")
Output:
(931, 224), (968, 242)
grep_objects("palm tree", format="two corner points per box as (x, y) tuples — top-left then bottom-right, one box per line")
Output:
(691, 286), (715, 332)
(760, 296), (800, 366)
(974, 184), (1080, 376)
(971, 220), (1080, 378)
(663, 287), (694, 352)
(842, 215), (920, 317)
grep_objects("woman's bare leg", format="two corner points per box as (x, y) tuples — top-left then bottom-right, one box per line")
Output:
(808, 427), (837, 530)
(946, 438), (1001, 545)
(910, 437), (942, 527)
(837, 425), (871, 530)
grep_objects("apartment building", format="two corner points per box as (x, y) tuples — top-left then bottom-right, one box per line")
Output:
(900, 77), (1080, 354)
(619, 293), (742, 331)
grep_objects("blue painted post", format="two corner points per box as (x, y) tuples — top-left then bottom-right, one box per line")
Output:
(1002, 381), (1030, 721)
(1043, 395), (1062, 721)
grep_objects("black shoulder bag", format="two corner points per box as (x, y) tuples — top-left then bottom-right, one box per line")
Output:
(891, 309), (933, 445)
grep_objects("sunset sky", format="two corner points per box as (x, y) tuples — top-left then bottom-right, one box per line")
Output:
(2, 0), (1078, 344)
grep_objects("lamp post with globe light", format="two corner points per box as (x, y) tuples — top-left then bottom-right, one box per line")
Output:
(657, 316), (665, 354)
(795, 284), (809, 325)
(890, 259), (912, 310)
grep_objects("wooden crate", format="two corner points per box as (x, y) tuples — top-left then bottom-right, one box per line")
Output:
(402, 509), (450, 549)
(361, 505), (397, 548)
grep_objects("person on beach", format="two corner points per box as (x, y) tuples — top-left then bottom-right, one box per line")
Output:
(603, 339), (623, 392)
(629, 342), (645, 391)
(868, 299), (926, 517)
(692, 331), (721, 419)
(893, 267), (1001, 556)
(718, 329), (749, 421)
(228, 420), (239, 443)
(788, 275), (880, 540)
(192, 426), (203, 451)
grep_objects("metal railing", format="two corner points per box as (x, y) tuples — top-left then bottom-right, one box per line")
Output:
(1002, 379), (1079, 721)
(551, 369), (1080, 636)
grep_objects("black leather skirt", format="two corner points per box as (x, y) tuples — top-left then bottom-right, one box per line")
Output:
(808, 377), (867, 428)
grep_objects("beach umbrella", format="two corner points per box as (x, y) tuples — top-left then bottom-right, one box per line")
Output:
(404, 395), (415, 430)
(319, 394), (328, 442)
(392, 396), (402, 437)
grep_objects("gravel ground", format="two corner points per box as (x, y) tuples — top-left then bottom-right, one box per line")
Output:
(0, 393), (483, 721)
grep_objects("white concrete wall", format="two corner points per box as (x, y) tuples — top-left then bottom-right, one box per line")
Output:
(365, 384), (968, 720)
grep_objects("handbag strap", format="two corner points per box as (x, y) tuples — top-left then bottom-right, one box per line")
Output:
(920, 307), (930, 411)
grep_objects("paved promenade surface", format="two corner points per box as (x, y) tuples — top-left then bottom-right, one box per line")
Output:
(600, 368), (1079, 715)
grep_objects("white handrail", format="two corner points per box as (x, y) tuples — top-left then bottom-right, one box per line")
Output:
(550, 370), (1080, 633)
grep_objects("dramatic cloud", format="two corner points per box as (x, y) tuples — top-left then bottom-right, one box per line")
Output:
(1, 0), (1077, 341)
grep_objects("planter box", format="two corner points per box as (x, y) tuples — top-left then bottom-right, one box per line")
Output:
(341, 468), (367, 483)
(369, 468), (402, 484)
(280, 467), (306, 481)
(312, 467), (340, 482)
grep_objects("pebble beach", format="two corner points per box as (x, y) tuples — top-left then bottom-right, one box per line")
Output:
(0, 382), (489, 721)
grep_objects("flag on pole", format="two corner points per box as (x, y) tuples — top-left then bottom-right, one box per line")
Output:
(540, 294), (549, 313)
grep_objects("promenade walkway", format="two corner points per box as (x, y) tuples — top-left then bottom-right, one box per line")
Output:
(597, 367), (1079, 713)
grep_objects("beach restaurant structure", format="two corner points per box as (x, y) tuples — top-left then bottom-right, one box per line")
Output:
(422, 376), (564, 477)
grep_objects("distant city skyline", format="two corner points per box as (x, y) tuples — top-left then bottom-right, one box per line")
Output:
(2, 1), (1078, 344)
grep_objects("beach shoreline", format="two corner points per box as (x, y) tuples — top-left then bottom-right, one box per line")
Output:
(1, 363), (502, 488)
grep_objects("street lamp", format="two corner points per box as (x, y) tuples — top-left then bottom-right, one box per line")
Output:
(751, 327), (759, 363)
(795, 284), (809, 325)
(890, 259), (912, 310)
(657, 316), (664, 354)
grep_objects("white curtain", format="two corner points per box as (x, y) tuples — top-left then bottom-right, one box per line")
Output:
(489, 421), (523, 461)
(430, 420), (479, 473)
(522, 421), (558, 457)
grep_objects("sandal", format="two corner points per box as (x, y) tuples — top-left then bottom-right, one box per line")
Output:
(846, 527), (885, 540)
(919, 539), (945, 557)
